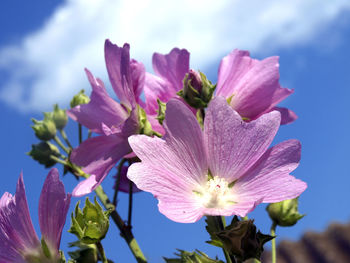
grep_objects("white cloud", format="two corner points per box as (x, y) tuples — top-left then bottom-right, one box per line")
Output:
(1, 0), (349, 112)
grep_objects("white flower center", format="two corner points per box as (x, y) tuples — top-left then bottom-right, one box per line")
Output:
(194, 176), (236, 209)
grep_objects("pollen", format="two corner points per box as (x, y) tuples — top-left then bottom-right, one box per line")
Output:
(194, 176), (236, 209)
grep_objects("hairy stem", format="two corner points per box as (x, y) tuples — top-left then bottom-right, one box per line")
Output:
(53, 136), (70, 154)
(59, 129), (73, 148)
(270, 222), (277, 263)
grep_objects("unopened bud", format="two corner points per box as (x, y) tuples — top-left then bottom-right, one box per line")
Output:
(28, 142), (60, 168)
(52, 104), (68, 130)
(178, 70), (215, 109)
(70, 90), (90, 108)
(266, 198), (304, 227)
(31, 113), (57, 141)
(69, 198), (110, 244)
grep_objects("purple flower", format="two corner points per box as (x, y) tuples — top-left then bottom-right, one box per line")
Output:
(127, 97), (306, 223)
(68, 41), (146, 196)
(68, 41), (192, 196)
(0, 168), (71, 262)
(216, 49), (297, 124)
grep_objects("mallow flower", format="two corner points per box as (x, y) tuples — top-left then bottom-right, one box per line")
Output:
(127, 97), (307, 223)
(0, 168), (71, 262)
(216, 49), (297, 124)
(68, 40), (191, 196)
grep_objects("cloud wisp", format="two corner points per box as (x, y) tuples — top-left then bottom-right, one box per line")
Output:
(1, 0), (349, 112)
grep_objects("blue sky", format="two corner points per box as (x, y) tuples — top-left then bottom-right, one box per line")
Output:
(1, 1), (350, 262)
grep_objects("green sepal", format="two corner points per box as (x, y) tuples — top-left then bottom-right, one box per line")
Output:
(156, 99), (166, 125)
(41, 238), (52, 259)
(138, 106), (153, 136)
(164, 249), (224, 263)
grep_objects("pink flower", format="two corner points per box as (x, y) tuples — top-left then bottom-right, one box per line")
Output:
(0, 168), (71, 262)
(127, 97), (306, 223)
(68, 41), (190, 196)
(216, 50), (297, 124)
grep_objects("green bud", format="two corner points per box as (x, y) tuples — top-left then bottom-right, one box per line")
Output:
(31, 113), (57, 141)
(164, 249), (224, 263)
(70, 90), (90, 108)
(69, 198), (110, 244)
(28, 141), (60, 168)
(52, 104), (68, 130)
(266, 198), (305, 227)
(178, 70), (216, 109)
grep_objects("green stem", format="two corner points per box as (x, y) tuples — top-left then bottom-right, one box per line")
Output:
(270, 222), (277, 263)
(88, 129), (92, 139)
(59, 129), (73, 148)
(96, 242), (108, 263)
(49, 155), (68, 166)
(78, 124), (82, 145)
(53, 136), (70, 154)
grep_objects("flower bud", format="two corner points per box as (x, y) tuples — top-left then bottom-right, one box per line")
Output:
(31, 113), (57, 141)
(70, 89), (90, 108)
(69, 198), (110, 244)
(164, 249), (221, 263)
(178, 70), (216, 109)
(266, 198), (304, 227)
(52, 104), (68, 130)
(28, 141), (60, 168)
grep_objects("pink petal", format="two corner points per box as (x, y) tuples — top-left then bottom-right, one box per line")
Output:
(144, 73), (174, 115)
(127, 163), (203, 223)
(152, 48), (190, 92)
(39, 168), (71, 253)
(0, 173), (40, 262)
(104, 40), (137, 108)
(272, 107), (298, 125)
(235, 139), (307, 203)
(204, 96), (281, 182)
(216, 49), (257, 98)
(229, 56), (281, 119)
(71, 134), (131, 196)
(67, 69), (128, 134)
(129, 99), (207, 186)
(130, 59), (146, 106)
